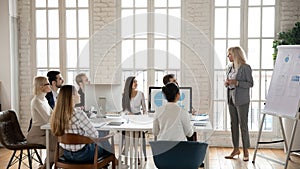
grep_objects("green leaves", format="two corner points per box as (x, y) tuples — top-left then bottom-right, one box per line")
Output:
(272, 22), (300, 61)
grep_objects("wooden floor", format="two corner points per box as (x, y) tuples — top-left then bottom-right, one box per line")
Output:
(0, 147), (300, 169)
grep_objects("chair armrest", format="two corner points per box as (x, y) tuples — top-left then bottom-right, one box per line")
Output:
(91, 132), (116, 143)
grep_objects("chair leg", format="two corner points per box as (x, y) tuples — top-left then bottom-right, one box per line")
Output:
(34, 149), (44, 165)
(18, 150), (23, 169)
(112, 157), (116, 169)
(6, 150), (17, 169)
(27, 149), (32, 169)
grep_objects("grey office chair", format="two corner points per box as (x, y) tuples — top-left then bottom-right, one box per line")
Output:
(149, 141), (208, 169)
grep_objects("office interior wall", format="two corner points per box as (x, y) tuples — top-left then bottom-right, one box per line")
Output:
(15, 0), (300, 141)
(181, 0), (212, 114)
(18, 0), (33, 133)
(90, 0), (119, 84)
(0, 0), (12, 112)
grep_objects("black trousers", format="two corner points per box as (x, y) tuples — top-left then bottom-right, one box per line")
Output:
(186, 132), (197, 141)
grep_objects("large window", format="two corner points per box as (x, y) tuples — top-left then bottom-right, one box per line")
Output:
(120, 0), (181, 95)
(213, 0), (276, 131)
(34, 0), (90, 84)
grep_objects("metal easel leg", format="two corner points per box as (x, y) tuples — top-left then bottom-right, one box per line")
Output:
(279, 117), (288, 152)
(252, 113), (266, 163)
(284, 119), (298, 169)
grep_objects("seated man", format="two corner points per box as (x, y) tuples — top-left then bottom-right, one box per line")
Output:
(75, 73), (90, 110)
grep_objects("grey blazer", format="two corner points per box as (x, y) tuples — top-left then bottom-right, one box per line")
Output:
(226, 64), (254, 106)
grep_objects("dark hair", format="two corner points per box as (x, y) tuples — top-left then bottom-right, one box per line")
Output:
(47, 70), (61, 85)
(163, 74), (175, 85)
(162, 82), (179, 102)
(122, 76), (135, 112)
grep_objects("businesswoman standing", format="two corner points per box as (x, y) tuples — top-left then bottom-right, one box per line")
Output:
(224, 46), (253, 161)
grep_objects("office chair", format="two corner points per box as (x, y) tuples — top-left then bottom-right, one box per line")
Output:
(0, 110), (45, 169)
(149, 141), (208, 169)
(54, 133), (117, 169)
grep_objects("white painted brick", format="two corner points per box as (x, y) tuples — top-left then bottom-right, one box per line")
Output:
(16, 0), (300, 138)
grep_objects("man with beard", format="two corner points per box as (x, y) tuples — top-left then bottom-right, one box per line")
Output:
(46, 70), (64, 109)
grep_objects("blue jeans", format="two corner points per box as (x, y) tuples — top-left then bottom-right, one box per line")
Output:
(63, 143), (110, 162)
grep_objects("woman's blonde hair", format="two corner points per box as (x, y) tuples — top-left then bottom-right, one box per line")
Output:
(50, 85), (76, 136)
(33, 76), (48, 95)
(228, 46), (247, 69)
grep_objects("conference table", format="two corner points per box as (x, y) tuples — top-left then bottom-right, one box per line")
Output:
(41, 114), (212, 169)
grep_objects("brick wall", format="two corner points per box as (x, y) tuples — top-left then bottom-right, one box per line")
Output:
(279, 0), (300, 31)
(181, 0), (212, 113)
(17, 0), (300, 145)
(90, 0), (120, 84)
(18, 0), (33, 133)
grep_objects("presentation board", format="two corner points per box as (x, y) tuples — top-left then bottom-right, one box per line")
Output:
(264, 45), (300, 118)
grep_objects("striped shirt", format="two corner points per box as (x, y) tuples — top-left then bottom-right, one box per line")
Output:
(60, 109), (98, 152)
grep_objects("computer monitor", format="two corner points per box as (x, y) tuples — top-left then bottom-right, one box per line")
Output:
(85, 84), (122, 113)
(148, 86), (192, 113)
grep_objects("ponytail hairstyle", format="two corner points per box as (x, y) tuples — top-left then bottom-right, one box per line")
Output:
(162, 82), (179, 102)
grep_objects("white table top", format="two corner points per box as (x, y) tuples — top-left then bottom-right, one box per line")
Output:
(42, 114), (212, 132)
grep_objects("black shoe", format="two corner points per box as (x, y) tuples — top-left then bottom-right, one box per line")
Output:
(200, 162), (204, 168)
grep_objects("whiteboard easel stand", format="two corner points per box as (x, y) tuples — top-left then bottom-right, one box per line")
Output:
(252, 112), (300, 169)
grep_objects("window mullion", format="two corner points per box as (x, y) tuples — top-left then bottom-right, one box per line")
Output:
(46, 0), (50, 68)
(76, 0), (79, 72)
(241, 0), (248, 50)
(147, 0), (155, 86)
(133, 1), (136, 74)
(59, 0), (66, 77)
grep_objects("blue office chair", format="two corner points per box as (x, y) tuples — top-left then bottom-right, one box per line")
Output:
(149, 141), (208, 169)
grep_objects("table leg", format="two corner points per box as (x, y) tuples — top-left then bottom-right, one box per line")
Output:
(118, 131), (122, 168)
(129, 131), (133, 169)
(45, 129), (50, 169)
(125, 132), (129, 165)
(139, 131), (144, 167)
(134, 132), (138, 169)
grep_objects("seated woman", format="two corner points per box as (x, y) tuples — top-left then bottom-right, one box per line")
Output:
(122, 76), (147, 161)
(50, 85), (112, 162)
(27, 76), (57, 169)
(153, 82), (194, 141)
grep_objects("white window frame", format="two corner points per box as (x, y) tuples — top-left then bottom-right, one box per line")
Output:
(32, 0), (90, 85)
(212, 0), (280, 137)
(118, 0), (182, 96)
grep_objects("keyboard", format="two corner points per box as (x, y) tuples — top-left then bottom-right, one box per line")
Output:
(191, 114), (209, 121)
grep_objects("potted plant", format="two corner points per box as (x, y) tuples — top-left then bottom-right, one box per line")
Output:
(272, 22), (300, 61)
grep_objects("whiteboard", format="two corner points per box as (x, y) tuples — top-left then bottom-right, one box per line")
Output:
(264, 45), (300, 118)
